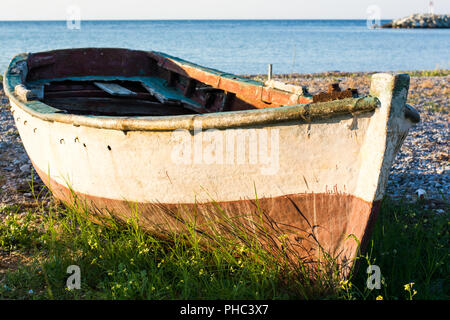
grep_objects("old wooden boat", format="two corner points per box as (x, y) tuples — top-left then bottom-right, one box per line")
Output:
(4, 48), (419, 274)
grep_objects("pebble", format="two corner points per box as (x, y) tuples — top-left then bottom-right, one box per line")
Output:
(19, 164), (30, 173)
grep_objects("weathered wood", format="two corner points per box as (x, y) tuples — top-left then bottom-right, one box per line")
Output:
(140, 78), (170, 103)
(27, 85), (44, 100)
(183, 78), (197, 97)
(264, 79), (307, 95)
(196, 86), (223, 93)
(43, 97), (195, 116)
(44, 89), (154, 100)
(28, 53), (55, 69)
(167, 71), (178, 87)
(44, 83), (99, 92)
(204, 93), (216, 109)
(14, 84), (37, 102)
(405, 104), (420, 123)
(94, 82), (137, 97)
(141, 77), (203, 112)
(9, 60), (28, 83)
(221, 92), (235, 112)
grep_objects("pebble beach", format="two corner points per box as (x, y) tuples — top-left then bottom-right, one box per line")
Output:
(262, 72), (449, 208)
(0, 71), (448, 213)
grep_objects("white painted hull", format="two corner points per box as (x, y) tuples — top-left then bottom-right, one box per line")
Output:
(4, 48), (419, 273)
(8, 73), (417, 273)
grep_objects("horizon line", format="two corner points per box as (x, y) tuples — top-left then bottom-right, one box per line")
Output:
(0, 18), (397, 22)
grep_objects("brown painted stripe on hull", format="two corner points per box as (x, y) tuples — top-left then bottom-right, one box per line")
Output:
(34, 163), (380, 271)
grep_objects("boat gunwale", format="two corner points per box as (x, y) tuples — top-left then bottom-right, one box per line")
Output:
(3, 50), (381, 132)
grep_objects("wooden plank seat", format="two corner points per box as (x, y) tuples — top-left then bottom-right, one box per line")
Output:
(93, 82), (137, 97)
(140, 77), (203, 112)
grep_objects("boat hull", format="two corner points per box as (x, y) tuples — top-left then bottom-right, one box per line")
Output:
(8, 72), (416, 274)
(3, 48), (419, 274)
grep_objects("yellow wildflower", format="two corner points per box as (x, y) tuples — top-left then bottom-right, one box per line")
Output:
(340, 279), (352, 290)
(404, 282), (418, 300)
(404, 282), (414, 291)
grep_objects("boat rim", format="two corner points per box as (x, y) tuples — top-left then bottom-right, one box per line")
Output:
(3, 49), (383, 132)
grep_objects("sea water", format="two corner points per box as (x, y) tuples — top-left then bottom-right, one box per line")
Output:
(0, 20), (448, 75)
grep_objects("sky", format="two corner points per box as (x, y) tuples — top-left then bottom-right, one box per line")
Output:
(0, 0), (449, 20)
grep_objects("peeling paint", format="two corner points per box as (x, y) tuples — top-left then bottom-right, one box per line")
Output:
(3, 48), (420, 275)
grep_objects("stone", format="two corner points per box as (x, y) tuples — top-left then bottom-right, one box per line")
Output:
(19, 164), (31, 173)
(382, 14), (450, 29)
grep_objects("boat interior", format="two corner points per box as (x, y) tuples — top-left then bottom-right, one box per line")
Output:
(17, 48), (358, 117)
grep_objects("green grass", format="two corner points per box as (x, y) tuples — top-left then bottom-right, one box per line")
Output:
(342, 198), (449, 300)
(0, 189), (448, 300)
(402, 69), (450, 77)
